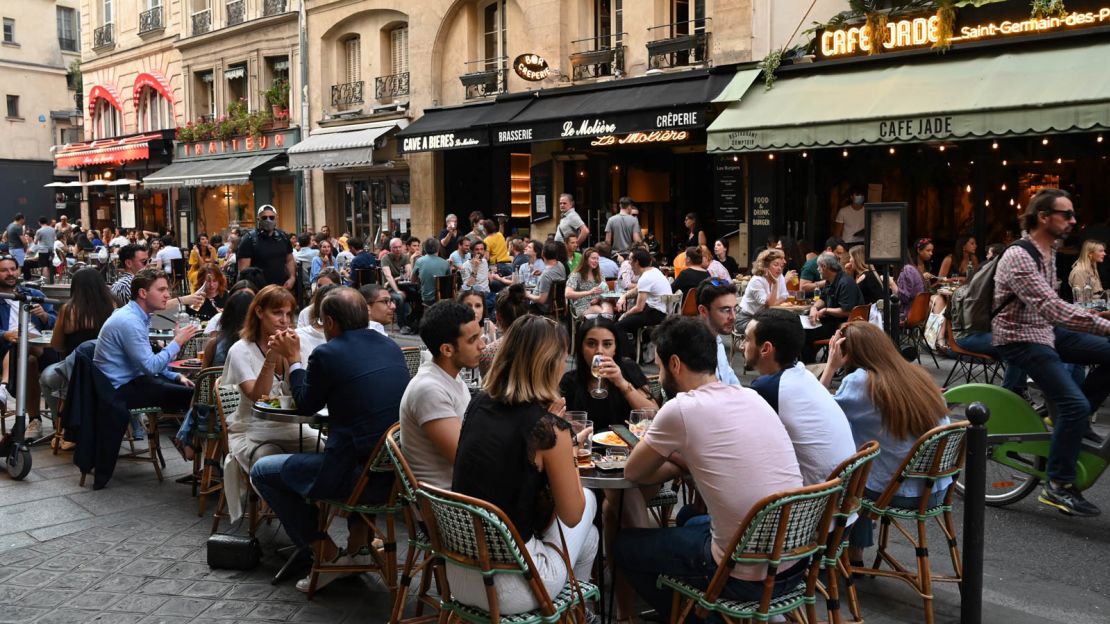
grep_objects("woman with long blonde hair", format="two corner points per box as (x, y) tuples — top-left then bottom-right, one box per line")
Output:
(819, 321), (949, 565)
(450, 315), (598, 614)
(1069, 238), (1105, 296)
(846, 245), (898, 305)
(736, 248), (789, 333)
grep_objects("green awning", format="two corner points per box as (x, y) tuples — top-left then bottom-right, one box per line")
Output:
(708, 42), (1110, 153)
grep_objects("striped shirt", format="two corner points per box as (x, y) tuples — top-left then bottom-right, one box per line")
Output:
(992, 234), (1110, 347)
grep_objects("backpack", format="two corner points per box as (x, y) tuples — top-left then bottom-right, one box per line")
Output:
(957, 239), (1041, 334)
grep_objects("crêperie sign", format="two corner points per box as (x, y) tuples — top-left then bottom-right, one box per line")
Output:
(513, 54), (550, 81)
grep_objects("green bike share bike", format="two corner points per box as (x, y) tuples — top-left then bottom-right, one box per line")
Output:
(944, 383), (1108, 505)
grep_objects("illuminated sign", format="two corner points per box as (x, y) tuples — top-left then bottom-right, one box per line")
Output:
(590, 130), (690, 146)
(178, 128), (296, 158)
(400, 132), (484, 153)
(819, 5), (1110, 59)
(513, 54), (550, 81)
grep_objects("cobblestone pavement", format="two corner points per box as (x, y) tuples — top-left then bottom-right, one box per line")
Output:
(0, 342), (1106, 623)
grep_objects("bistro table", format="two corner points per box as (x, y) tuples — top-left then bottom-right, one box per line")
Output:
(579, 465), (640, 623)
(774, 302), (812, 314)
(29, 332), (52, 346)
(169, 359), (204, 377)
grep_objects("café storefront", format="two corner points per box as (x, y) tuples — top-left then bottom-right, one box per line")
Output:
(143, 127), (302, 242)
(397, 68), (743, 256)
(707, 0), (1110, 264)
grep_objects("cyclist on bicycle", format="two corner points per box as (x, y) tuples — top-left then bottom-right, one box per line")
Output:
(994, 188), (1110, 517)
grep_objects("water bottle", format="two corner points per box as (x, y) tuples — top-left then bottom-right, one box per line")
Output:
(1074, 286), (1083, 305)
(1085, 284), (1094, 308)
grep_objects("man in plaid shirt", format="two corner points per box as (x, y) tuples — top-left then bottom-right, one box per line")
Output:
(994, 188), (1110, 516)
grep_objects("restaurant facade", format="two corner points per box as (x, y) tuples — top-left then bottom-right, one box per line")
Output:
(707, 0), (1110, 265)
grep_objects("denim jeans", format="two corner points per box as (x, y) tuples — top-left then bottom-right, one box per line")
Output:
(997, 327), (1110, 484)
(954, 332), (1027, 391)
(251, 454), (321, 549)
(614, 514), (807, 623)
(388, 290), (409, 329)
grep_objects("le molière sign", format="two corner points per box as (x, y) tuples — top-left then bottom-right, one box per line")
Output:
(493, 108), (704, 145)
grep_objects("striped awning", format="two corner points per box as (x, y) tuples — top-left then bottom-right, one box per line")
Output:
(288, 120), (405, 170)
(54, 133), (163, 169)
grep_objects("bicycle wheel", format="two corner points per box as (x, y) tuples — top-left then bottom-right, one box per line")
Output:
(956, 450), (1044, 506)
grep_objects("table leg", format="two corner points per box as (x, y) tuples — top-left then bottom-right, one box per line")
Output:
(607, 489), (625, 623)
(272, 544), (311, 585)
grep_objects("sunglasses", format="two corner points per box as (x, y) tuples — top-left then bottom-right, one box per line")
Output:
(258, 215), (276, 221)
(584, 312), (614, 320)
(1050, 209), (1076, 219)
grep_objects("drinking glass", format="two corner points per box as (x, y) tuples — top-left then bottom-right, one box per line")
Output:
(605, 447), (629, 461)
(628, 408), (657, 437)
(590, 354), (608, 399)
(565, 410), (588, 423)
(571, 419), (594, 466)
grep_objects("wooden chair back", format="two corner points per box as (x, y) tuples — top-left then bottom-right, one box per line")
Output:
(550, 279), (568, 321)
(903, 292), (932, 329)
(355, 267), (383, 288)
(847, 303), (871, 323)
(681, 288), (699, 316)
(435, 274), (456, 301)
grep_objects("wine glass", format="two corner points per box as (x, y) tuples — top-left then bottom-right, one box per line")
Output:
(590, 354), (608, 399)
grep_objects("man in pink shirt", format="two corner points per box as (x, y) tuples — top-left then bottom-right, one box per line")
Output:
(617, 317), (803, 621)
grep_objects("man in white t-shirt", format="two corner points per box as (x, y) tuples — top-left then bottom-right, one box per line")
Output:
(555, 193), (589, 246)
(616, 248), (671, 339)
(399, 301), (483, 490)
(746, 308), (856, 485)
(156, 236), (183, 276)
(834, 191), (867, 245)
(616, 317), (803, 621)
(605, 197), (642, 256)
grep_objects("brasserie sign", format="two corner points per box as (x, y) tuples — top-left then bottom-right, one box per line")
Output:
(818, 0), (1110, 59)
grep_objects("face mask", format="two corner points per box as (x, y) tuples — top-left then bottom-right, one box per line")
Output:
(259, 218), (276, 232)
(852, 195), (864, 205)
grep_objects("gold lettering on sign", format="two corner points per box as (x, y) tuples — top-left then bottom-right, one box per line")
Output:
(590, 130), (689, 146)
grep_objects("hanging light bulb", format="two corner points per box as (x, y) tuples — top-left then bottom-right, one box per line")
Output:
(888, 147), (896, 155)
(985, 199), (991, 207)
(992, 141), (999, 149)
(1001, 183), (1007, 191)
(732, 155), (739, 162)
(1099, 135), (1105, 144)
(842, 149), (849, 157)
(1002, 160), (1008, 166)
(768, 153), (775, 160)
(801, 151), (808, 158)
(1042, 138), (1049, 146)
(939, 145), (946, 152)
(965, 184), (972, 193)
(1009, 198), (1015, 206)
(1057, 158), (1063, 164)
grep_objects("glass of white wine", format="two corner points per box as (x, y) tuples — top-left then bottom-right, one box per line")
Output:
(590, 354), (608, 399)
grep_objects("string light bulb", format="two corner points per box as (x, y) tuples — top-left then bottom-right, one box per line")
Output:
(1099, 135), (1105, 144)
(732, 155), (739, 162)
(985, 200), (991, 207)
(1001, 183), (1007, 191)
(802, 151), (808, 158)
(768, 153), (775, 160)
(965, 184), (972, 193)
(939, 145), (946, 152)
(889, 147), (896, 155)
(842, 149), (849, 157)
(1042, 138), (1049, 146)
(1010, 198), (1015, 206)
(992, 141), (999, 149)
(1056, 157), (1063, 164)
(1002, 160), (1008, 166)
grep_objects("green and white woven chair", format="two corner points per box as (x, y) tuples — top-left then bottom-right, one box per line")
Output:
(304, 429), (406, 601)
(854, 422), (967, 624)
(384, 425), (445, 623)
(179, 333), (210, 360)
(820, 440), (880, 624)
(401, 346), (423, 379)
(658, 478), (842, 624)
(209, 384), (272, 537)
(417, 484), (599, 624)
(189, 367), (224, 517)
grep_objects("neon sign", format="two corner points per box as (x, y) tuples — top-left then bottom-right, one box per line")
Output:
(819, 7), (1110, 58)
(590, 130), (689, 146)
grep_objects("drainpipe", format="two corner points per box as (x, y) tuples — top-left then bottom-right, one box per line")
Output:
(298, 0), (311, 231)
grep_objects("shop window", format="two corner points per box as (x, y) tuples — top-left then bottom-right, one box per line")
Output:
(3, 18), (14, 44)
(56, 7), (78, 51)
(91, 98), (121, 139)
(6, 95), (19, 119)
(225, 63), (248, 111)
(482, 0), (506, 70)
(198, 184), (255, 234)
(195, 70), (215, 121)
(137, 86), (174, 132)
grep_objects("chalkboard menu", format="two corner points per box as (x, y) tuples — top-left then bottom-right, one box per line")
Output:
(713, 156), (743, 223)
(530, 161), (553, 224)
(747, 157), (775, 264)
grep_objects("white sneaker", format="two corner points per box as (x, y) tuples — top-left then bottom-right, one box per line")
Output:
(25, 419), (41, 438)
(295, 555), (353, 593)
(0, 385), (10, 407)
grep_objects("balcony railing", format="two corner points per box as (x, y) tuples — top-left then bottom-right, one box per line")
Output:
(192, 9), (211, 35)
(58, 37), (78, 52)
(375, 72), (410, 102)
(226, 0), (246, 27)
(92, 23), (114, 49)
(139, 6), (164, 34)
(331, 81), (365, 109)
(263, 0), (286, 17)
(460, 58), (507, 101)
(646, 19), (712, 69)
(569, 34), (627, 81)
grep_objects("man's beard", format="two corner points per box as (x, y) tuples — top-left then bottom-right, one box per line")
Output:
(743, 349), (759, 372)
(660, 369), (680, 399)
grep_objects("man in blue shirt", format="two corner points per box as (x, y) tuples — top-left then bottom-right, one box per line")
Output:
(94, 268), (198, 412)
(696, 278), (741, 387)
(347, 235), (378, 273)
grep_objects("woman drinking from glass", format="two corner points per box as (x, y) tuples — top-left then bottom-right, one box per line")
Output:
(566, 247), (612, 317)
(187, 264), (228, 321)
(737, 248), (791, 334)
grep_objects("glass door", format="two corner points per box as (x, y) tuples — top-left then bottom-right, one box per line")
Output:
(342, 180), (374, 241)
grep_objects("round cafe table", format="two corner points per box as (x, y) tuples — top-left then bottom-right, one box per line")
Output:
(29, 333), (53, 346)
(169, 359), (204, 376)
(251, 403), (329, 452)
(579, 466), (639, 623)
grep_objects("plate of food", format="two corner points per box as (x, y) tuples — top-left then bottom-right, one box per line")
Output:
(594, 455), (628, 472)
(592, 431), (628, 448)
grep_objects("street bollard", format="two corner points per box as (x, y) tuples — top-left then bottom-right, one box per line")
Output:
(960, 402), (990, 624)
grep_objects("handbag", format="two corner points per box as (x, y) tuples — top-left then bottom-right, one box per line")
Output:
(554, 521), (590, 624)
(206, 533), (262, 570)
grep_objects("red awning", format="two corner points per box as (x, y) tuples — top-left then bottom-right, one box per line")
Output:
(87, 84), (124, 119)
(133, 71), (175, 109)
(54, 133), (163, 169)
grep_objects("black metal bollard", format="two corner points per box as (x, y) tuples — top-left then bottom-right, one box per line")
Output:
(960, 402), (990, 624)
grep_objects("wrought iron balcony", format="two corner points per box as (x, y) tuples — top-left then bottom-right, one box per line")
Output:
(226, 0), (246, 27)
(263, 0), (286, 17)
(331, 81), (365, 109)
(646, 19), (712, 69)
(460, 58), (507, 101)
(192, 9), (211, 36)
(92, 23), (114, 49)
(139, 6), (164, 34)
(569, 34), (627, 81)
(375, 72), (410, 102)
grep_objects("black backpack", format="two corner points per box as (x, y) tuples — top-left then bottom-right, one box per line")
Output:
(957, 240), (1041, 334)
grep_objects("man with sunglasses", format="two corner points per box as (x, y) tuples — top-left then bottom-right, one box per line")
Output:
(237, 205), (295, 290)
(994, 188), (1110, 517)
(696, 278), (741, 387)
(111, 244), (204, 310)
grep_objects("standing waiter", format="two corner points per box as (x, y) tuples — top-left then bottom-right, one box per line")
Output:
(238, 204), (295, 289)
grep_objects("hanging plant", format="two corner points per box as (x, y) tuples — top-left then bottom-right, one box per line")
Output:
(1031, 0), (1067, 18)
(759, 48), (783, 91)
(933, 0), (957, 50)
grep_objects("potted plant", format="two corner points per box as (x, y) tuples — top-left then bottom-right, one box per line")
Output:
(176, 122), (195, 143)
(263, 78), (290, 118)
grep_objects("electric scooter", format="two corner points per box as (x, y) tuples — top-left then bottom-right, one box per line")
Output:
(0, 289), (60, 480)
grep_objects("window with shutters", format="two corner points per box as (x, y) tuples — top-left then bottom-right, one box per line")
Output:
(91, 98), (121, 139)
(481, 0), (506, 70)
(345, 36), (361, 84)
(102, 0), (113, 26)
(390, 26), (408, 76)
(137, 87), (174, 132)
(56, 7), (78, 51)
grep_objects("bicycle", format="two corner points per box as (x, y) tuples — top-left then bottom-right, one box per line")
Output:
(944, 383), (1109, 506)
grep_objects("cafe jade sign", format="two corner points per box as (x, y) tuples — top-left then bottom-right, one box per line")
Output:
(513, 54), (550, 81)
(818, 1), (1110, 59)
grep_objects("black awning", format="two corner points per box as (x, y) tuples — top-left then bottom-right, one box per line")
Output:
(396, 99), (531, 153)
(490, 70), (733, 146)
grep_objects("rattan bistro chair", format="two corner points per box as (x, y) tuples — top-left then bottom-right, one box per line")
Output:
(820, 441), (881, 624)
(401, 346), (422, 379)
(209, 383), (271, 537)
(384, 426), (445, 623)
(658, 478), (842, 624)
(417, 483), (599, 624)
(852, 422), (968, 624)
(189, 367), (224, 516)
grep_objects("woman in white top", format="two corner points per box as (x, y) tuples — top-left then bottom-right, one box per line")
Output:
(221, 284), (319, 520)
(295, 283), (339, 361)
(737, 248), (792, 333)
